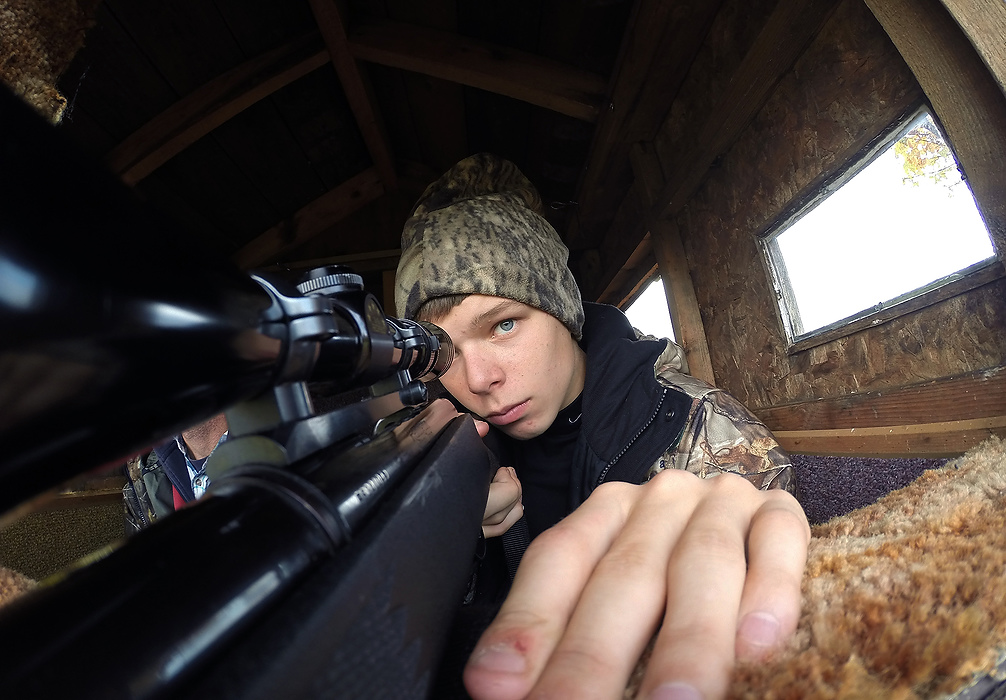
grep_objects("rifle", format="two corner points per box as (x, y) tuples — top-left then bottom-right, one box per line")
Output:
(0, 85), (491, 698)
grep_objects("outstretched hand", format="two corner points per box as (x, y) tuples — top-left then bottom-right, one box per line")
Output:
(463, 468), (810, 700)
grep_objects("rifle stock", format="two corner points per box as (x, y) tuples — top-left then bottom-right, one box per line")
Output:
(0, 85), (492, 698)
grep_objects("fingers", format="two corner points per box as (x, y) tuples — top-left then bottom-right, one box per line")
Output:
(734, 491), (809, 661)
(465, 482), (637, 700)
(486, 499), (525, 537)
(526, 476), (702, 699)
(465, 470), (811, 700)
(483, 467), (524, 538)
(637, 478), (809, 700)
(474, 417), (490, 438)
(636, 474), (762, 700)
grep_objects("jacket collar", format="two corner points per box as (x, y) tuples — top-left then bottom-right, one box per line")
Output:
(153, 439), (195, 502)
(578, 302), (671, 461)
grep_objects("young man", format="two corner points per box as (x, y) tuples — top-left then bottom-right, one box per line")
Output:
(396, 154), (810, 700)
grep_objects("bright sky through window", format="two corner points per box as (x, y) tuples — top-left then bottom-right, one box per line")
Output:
(624, 278), (676, 340)
(771, 112), (994, 336)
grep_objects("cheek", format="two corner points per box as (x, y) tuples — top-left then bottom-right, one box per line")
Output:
(439, 367), (467, 399)
(536, 338), (561, 375)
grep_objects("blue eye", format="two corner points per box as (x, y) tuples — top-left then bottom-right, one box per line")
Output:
(496, 319), (515, 334)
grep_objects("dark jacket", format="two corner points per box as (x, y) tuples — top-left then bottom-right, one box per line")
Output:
(488, 302), (794, 516)
(122, 439), (197, 533)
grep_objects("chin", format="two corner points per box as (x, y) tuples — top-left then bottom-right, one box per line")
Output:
(500, 421), (546, 441)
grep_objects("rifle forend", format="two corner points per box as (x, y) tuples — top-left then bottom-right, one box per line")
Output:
(0, 83), (490, 698)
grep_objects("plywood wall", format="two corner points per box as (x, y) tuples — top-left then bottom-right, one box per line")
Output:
(664, 0), (1006, 454)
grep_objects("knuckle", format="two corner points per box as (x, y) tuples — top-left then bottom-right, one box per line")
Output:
(707, 471), (758, 497)
(662, 617), (723, 646)
(757, 494), (811, 541)
(489, 608), (553, 640)
(542, 644), (621, 683)
(594, 540), (660, 580)
(647, 467), (698, 491)
(681, 522), (746, 563)
(590, 479), (638, 501)
(527, 519), (588, 556)
(636, 469), (700, 508)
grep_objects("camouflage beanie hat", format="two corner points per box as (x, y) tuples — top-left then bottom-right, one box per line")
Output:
(396, 153), (585, 338)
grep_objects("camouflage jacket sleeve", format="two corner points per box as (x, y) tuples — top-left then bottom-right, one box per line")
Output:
(123, 454), (156, 534)
(122, 450), (176, 533)
(643, 338), (797, 495)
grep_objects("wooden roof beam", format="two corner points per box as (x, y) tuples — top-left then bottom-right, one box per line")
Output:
(346, 18), (607, 123)
(586, 0), (841, 303)
(233, 167), (385, 270)
(106, 32), (329, 185)
(628, 142), (715, 385)
(567, 0), (723, 248)
(936, 0), (1006, 100)
(655, 0), (842, 221)
(308, 0), (398, 190)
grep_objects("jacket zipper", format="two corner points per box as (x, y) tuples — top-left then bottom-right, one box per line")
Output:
(595, 387), (668, 487)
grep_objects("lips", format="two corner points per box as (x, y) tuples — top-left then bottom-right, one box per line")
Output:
(485, 400), (529, 426)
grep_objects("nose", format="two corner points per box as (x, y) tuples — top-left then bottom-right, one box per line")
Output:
(464, 350), (504, 395)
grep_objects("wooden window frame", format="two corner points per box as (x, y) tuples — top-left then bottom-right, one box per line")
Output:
(759, 104), (1002, 353)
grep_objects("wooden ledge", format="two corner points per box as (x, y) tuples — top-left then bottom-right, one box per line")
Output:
(775, 415), (1006, 458)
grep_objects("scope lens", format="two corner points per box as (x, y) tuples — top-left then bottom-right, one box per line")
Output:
(418, 321), (453, 379)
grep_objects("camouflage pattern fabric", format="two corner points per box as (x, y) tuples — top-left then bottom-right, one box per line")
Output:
(645, 336), (795, 494)
(396, 153), (585, 339)
(122, 451), (175, 533)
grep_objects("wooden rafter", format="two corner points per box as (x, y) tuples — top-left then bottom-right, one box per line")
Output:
(346, 18), (607, 123)
(655, 0), (842, 222)
(103, 12), (607, 195)
(308, 0), (398, 190)
(233, 167), (385, 269)
(568, 0), (723, 248)
(106, 32), (329, 185)
(936, 0), (1006, 99)
(590, 0), (841, 303)
(627, 141), (716, 385)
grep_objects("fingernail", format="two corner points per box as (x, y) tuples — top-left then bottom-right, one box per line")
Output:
(468, 643), (527, 674)
(648, 682), (703, 700)
(738, 611), (781, 651)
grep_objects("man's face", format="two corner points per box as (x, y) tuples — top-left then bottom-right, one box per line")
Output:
(432, 295), (585, 440)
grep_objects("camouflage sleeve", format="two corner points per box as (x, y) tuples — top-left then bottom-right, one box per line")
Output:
(646, 344), (796, 496)
(655, 389), (796, 495)
(123, 455), (155, 534)
(122, 451), (176, 532)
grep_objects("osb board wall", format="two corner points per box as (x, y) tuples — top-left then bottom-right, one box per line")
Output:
(669, 0), (1006, 410)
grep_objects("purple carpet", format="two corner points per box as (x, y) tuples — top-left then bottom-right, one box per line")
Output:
(791, 454), (947, 525)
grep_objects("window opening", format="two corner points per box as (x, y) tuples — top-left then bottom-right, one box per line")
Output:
(624, 277), (676, 341)
(762, 108), (996, 343)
